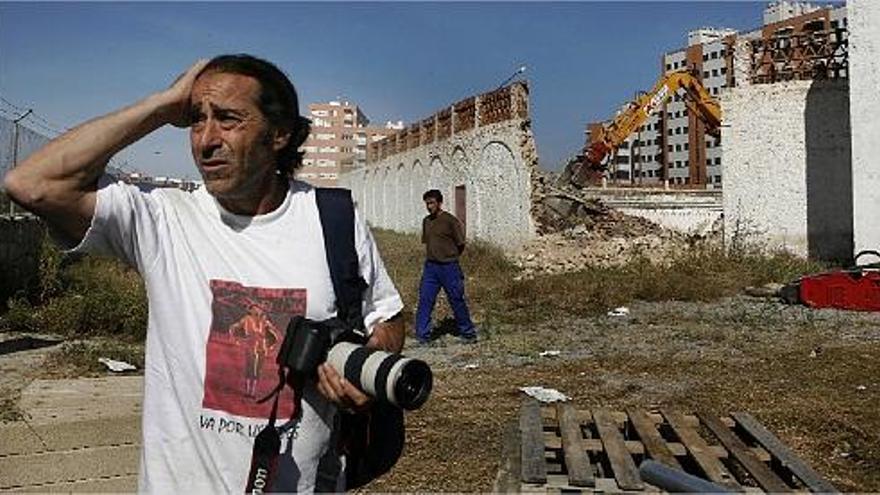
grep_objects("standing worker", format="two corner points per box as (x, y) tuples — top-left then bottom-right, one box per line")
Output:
(414, 189), (477, 345)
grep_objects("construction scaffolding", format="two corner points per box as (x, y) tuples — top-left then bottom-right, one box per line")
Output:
(749, 27), (848, 83)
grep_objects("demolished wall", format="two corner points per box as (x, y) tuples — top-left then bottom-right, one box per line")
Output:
(574, 188), (722, 237)
(849, 0), (880, 254)
(340, 83), (537, 248)
(722, 79), (852, 260)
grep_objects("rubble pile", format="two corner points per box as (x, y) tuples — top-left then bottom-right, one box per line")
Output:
(518, 171), (687, 276)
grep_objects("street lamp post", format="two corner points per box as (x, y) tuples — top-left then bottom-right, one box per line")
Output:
(496, 65), (527, 90)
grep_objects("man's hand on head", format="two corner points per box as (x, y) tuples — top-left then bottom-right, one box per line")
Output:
(159, 59), (210, 128)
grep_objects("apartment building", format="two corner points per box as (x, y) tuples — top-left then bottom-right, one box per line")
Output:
(592, 1), (847, 189)
(298, 100), (401, 187)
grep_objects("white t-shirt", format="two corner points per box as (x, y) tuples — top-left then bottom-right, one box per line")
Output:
(72, 179), (403, 493)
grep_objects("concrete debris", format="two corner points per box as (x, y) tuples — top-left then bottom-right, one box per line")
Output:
(98, 357), (137, 373)
(518, 170), (693, 276)
(519, 386), (569, 403)
(607, 307), (630, 317)
(532, 171), (666, 237)
(744, 283), (785, 298)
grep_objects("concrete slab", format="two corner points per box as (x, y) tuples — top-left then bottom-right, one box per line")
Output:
(19, 376), (143, 424)
(0, 444), (139, 489)
(0, 416), (141, 456)
(0, 376), (143, 492)
(11, 474), (139, 493)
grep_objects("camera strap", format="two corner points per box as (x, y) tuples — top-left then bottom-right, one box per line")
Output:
(315, 188), (406, 489)
(245, 368), (286, 493)
(243, 188), (366, 493)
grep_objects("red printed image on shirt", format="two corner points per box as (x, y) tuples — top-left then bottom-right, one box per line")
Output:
(202, 280), (306, 419)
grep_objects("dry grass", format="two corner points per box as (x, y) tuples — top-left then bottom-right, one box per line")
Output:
(3, 228), (872, 491)
(366, 313), (880, 492)
(37, 340), (145, 379)
(366, 230), (877, 492)
(0, 393), (24, 422)
(372, 229), (825, 326)
(372, 229), (520, 327)
(2, 251), (147, 340)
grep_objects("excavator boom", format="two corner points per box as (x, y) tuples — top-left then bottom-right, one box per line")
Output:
(571, 70), (722, 186)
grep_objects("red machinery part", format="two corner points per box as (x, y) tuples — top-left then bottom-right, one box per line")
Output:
(795, 251), (880, 311)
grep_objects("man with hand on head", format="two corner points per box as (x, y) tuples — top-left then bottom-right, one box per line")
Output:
(4, 54), (404, 493)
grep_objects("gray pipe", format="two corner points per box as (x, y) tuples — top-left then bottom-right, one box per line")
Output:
(638, 460), (732, 493)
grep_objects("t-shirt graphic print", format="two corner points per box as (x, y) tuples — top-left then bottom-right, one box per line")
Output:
(202, 280), (305, 419)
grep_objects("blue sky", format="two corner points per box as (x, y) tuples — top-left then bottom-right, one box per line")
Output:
(0, 1), (776, 178)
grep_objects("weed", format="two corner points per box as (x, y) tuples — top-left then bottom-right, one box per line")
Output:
(1, 253), (147, 340)
(0, 393), (24, 422)
(373, 230), (828, 327)
(39, 340), (145, 379)
(3, 227), (827, 342)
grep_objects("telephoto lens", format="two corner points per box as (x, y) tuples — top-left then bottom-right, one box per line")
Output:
(326, 342), (433, 410)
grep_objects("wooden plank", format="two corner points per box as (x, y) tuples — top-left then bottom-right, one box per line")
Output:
(492, 420), (522, 493)
(595, 477), (624, 493)
(628, 409), (682, 469)
(593, 409), (643, 491)
(520, 399), (547, 484)
(544, 436), (771, 462)
(663, 410), (740, 488)
(700, 413), (791, 493)
(732, 412), (838, 493)
(556, 403), (595, 487)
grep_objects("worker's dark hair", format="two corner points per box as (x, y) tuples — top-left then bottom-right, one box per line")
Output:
(199, 54), (311, 175)
(422, 189), (443, 203)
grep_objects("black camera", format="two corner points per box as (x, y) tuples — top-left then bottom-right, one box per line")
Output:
(277, 316), (432, 411)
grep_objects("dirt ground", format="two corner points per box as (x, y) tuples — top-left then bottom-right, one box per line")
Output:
(0, 332), (63, 421)
(2, 196), (878, 491)
(2, 296), (879, 491)
(368, 296), (880, 492)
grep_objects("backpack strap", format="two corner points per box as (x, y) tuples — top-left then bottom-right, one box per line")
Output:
(315, 188), (368, 333)
(314, 187), (405, 490)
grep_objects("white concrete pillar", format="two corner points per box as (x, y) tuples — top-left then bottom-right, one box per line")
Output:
(850, 0), (880, 255)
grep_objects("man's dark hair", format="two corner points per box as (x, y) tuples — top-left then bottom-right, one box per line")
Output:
(422, 189), (443, 203)
(200, 54), (311, 175)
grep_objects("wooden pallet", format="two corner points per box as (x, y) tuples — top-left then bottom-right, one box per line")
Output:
(494, 399), (837, 493)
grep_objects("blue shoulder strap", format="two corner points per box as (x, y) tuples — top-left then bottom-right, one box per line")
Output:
(315, 188), (405, 490)
(315, 188), (367, 333)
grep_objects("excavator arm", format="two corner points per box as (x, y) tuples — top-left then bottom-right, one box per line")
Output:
(572, 70), (722, 186)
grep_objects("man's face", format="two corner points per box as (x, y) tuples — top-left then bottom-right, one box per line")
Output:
(424, 197), (441, 216)
(189, 71), (288, 204)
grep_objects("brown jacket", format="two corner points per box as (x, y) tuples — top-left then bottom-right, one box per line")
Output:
(422, 210), (465, 262)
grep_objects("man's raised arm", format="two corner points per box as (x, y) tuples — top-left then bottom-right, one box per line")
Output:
(2, 60), (207, 243)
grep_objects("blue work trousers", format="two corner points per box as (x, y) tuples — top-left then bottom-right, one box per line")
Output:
(415, 260), (475, 341)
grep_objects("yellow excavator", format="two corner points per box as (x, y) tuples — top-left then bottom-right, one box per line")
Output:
(568, 69), (722, 187)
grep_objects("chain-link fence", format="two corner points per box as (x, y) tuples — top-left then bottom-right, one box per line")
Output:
(1, 116), (51, 217)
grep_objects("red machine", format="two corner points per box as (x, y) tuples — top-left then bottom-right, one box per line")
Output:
(781, 251), (880, 311)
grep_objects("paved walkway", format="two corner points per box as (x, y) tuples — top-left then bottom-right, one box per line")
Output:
(0, 376), (142, 492)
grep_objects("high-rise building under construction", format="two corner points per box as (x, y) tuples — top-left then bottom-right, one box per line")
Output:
(593, 1), (847, 188)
